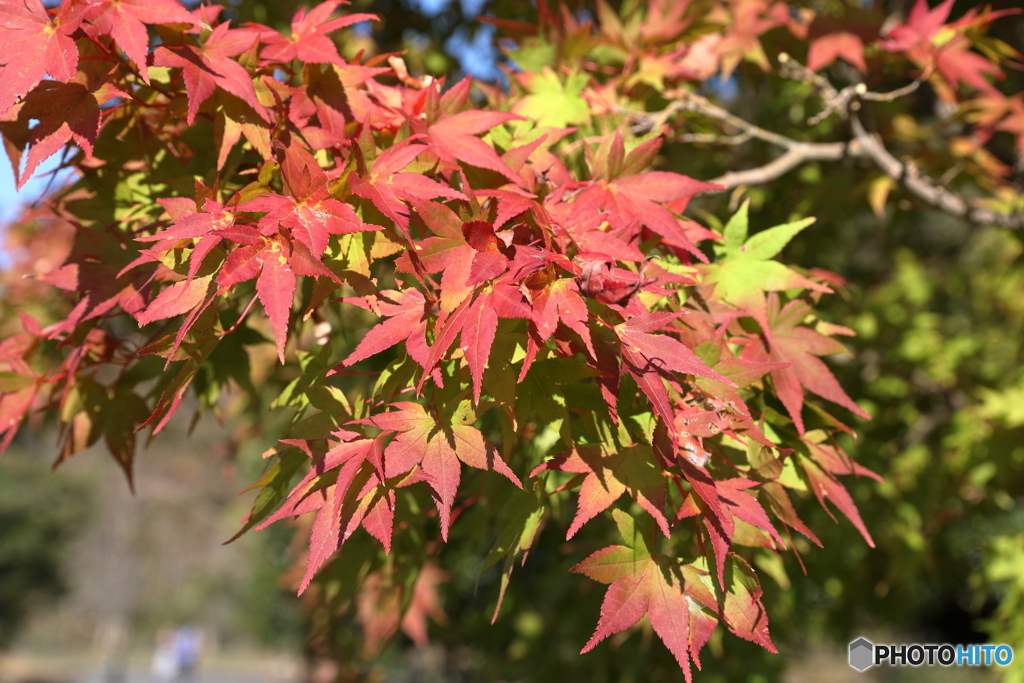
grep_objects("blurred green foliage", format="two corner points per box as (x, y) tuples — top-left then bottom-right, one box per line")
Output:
(0, 447), (90, 648)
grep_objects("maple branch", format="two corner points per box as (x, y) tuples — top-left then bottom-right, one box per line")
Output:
(777, 53), (925, 125)
(622, 86), (1024, 229)
(849, 114), (1024, 230)
(625, 91), (869, 191)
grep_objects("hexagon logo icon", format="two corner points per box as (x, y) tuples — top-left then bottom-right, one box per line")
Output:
(849, 638), (874, 671)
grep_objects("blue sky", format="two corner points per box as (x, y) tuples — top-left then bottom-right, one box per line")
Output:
(0, 146), (73, 224)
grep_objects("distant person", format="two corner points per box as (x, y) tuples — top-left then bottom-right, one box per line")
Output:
(151, 626), (179, 682)
(174, 625), (201, 680)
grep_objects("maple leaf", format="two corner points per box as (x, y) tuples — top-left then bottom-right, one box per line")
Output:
(83, 0), (196, 83)
(934, 36), (1002, 94)
(0, 313), (43, 454)
(416, 108), (525, 183)
(260, 1), (377, 65)
(746, 296), (870, 435)
(511, 67), (591, 129)
(138, 197), (250, 281)
(339, 288), (431, 371)
(420, 283), (532, 404)
(879, 0), (954, 52)
(716, 0), (786, 77)
(571, 509), (717, 683)
(213, 91), (272, 170)
(562, 212), (645, 263)
(572, 170), (722, 262)
(531, 443), (670, 538)
(215, 234), (326, 363)
(255, 436), (393, 593)
(614, 312), (732, 437)
(705, 200), (827, 316)
(527, 277), (594, 363)
(254, 239), (296, 363)
(154, 23), (269, 125)
(461, 219), (514, 286)
(797, 453), (875, 547)
(760, 481), (822, 546)
(721, 556), (776, 652)
(358, 401), (521, 540)
(349, 140), (467, 242)
(240, 185), (375, 258)
(807, 31), (866, 72)
(12, 81), (126, 189)
(0, 0), (88, 116)
(136, 274), (214, 327)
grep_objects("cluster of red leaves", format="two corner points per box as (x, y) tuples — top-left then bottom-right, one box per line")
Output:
(2, 0), (1014, 676)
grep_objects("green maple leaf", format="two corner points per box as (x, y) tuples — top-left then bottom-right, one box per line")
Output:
(704, 200), (825, 307)
(511, 67), (591, 128)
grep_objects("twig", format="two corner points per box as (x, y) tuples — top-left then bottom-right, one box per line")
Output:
(616, 69), (1024, 229)
(709, 141), (862, 189)
(850, 114), (1024, 230)
(620, 91), (870, 191)
(777, 52), (924, 125)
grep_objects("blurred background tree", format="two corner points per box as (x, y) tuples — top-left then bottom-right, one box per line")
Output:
(0, 448), (89, 649)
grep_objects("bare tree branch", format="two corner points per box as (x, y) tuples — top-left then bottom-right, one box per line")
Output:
(617, 81), (1024, 230)
(622, 90), (869, 191)
(850, 114), (1024, 230)
(710, 140), (865, 189)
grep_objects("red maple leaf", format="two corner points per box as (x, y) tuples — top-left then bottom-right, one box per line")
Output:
(83, 0), (196, 83)
(240, 183), (376, 258)
(562, 212), (645, 263)
(531, 444), (670, 538)
(720, 556), (776, 652)
(0, 0), (88, 116)
(138, 196), (254, 281)
(357, 401), (522, 539)
(420, 283), (532, 404)
(135, 274), (214, 328)
(571, 170), (722, 263)
(797, 451), (876, 547)
(615, 312), (732, 437)
(934, 35), (1003, 94)
(12, 81), (126, 189)
(0, 313), (44, 454)
(746, 295), (870, 434)
(571, 510), (722, 683)
(879, 0), (954, 52)
(154, 22), (268, 125)
(413, 108), (525, 183)
(260, 0), (377, 65)
(461, 219), (515, 286)
(349, 139), (467, 242)
(526, 277), (593, 362)
(216, 233), (335, 362)
(338, 288), (431, 371)
(256, 436), (393, 593)
(807, 31), (866, 72)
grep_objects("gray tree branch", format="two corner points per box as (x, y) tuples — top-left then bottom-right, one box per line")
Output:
(619, 85), (1024, 230)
